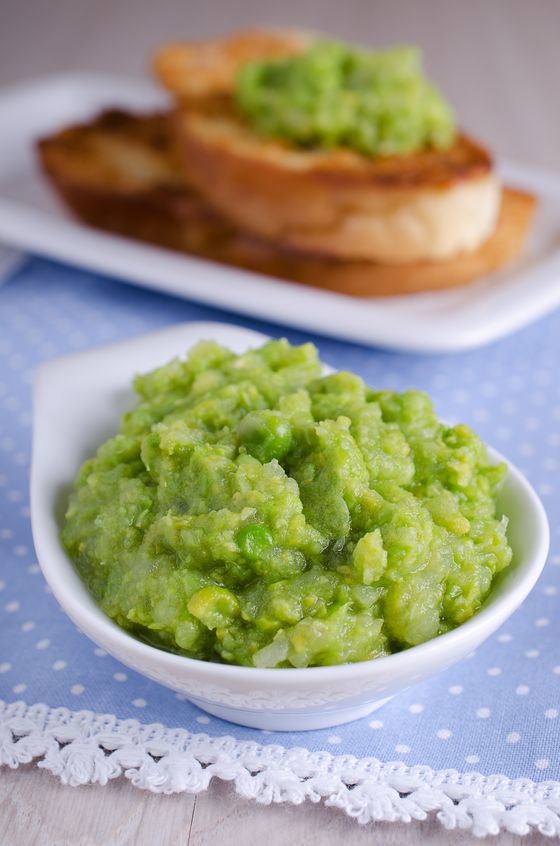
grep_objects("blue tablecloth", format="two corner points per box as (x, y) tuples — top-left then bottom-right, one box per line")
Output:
(1, 257), (558, 782)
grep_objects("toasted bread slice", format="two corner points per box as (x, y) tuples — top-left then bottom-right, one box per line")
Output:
(37, 110), (536, 297)
(37, 110), (222, 253)
(174, 106), (502, 263)
(154, 30), (502, 263)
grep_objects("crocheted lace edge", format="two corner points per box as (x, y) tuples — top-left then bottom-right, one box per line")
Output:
(2, 699), (559, 838)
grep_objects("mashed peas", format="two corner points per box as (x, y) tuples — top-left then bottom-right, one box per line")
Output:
(235, 41), (455, 157)
(62, 340), (511, 668)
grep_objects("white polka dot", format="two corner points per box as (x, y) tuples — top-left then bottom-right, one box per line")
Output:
(384, 372), (400, 386)
(24, 329), (43, 344)
(543, 458), (559, 471)
(545, 709), (558, 719)
(52, 660), (66, 671)
(70, 684), (84, 695)
(132, 698), (146, 708)
(369, 719), (384, 729)
(449, 685), (463, 695)
(28, 564), (40, 574)
(553, 666), (560, 675)
(8, 353), (25, 370)
(0, 579), (5, 591)
(13, 545), (27, 556)
(5, 600), (20, 612)
(533, 372), (551, 388)
(408, 703), (424, 714)
(8, 354), (24, 370)
(516, 685), (530, 696)
(13, 683), (26, 694)
(529, 391), (546, 405)
(431, 373), (449, 388)
(196, 715), (211, 725)
(535, 759), (550, 770)
(98, 323), (117, 339)
(476, 708), (491, 719)
(0, 661), (12, 673)
(450, 389), (468, 404)
(68, 332), (87, 347)
(6, 490), (22, 502)
(35, 638), (50, 650)
(21, 621), (35, 632)
(524, 417), (540, 430)
(538, 484), (553, 497)
(519, 443), (535, 457)
(487, 667), (501, 676)
(113, 672), (127, 682)
(496, 426), (511, 440)
(465, 755), (480, 765)
(506, 732), (520, 744)
(481, 383), (497, 398)
(395, 744), (410, 754)
(472, 408), (489, 423)
(497, 633), (513, 643)
(501, 399), (517, 415)
(327, 735), (341, 744)
(39, 343), (56, 358)
(525, 650), (539, 658)
(535, 618), (550, 627)
(437, 729), (452, 740)
(543, 586), (557, 596)
(94, 648), (107, 657)
(0, 527), (13, 538)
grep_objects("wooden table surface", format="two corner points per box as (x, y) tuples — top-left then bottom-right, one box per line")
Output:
(2, 1), (559, 843)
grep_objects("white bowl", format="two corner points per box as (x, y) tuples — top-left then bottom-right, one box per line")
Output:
(31, 321), (550, 731)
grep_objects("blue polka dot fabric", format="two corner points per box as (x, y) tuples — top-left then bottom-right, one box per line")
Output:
(1, 258), (558, 781)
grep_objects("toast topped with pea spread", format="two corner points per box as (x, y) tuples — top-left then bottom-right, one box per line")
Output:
(153, 29), (515, 264)
(37, 108), (536, 296)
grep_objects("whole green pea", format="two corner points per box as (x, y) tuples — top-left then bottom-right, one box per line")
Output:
(236, 524), (274, 561)
(237, 410), (292, 464)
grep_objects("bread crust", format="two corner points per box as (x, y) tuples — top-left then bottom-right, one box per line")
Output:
(37, 110), (536, 297)
(153, 29), (311, 103)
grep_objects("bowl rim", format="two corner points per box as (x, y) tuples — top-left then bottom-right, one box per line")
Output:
(31, 321), (551, 684)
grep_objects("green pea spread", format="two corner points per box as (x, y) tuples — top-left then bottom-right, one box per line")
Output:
(62, 340), (511, 668)
(235, 41), (456, 157)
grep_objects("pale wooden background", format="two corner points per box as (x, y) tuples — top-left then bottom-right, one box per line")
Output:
(2, 1), (559, 843)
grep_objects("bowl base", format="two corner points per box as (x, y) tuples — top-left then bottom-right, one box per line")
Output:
(187, 695), (393, 731)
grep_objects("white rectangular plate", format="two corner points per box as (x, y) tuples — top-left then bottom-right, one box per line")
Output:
(1, 72), (560, 353)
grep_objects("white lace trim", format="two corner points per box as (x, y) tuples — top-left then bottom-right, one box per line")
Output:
(2, 700), (559, 838)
